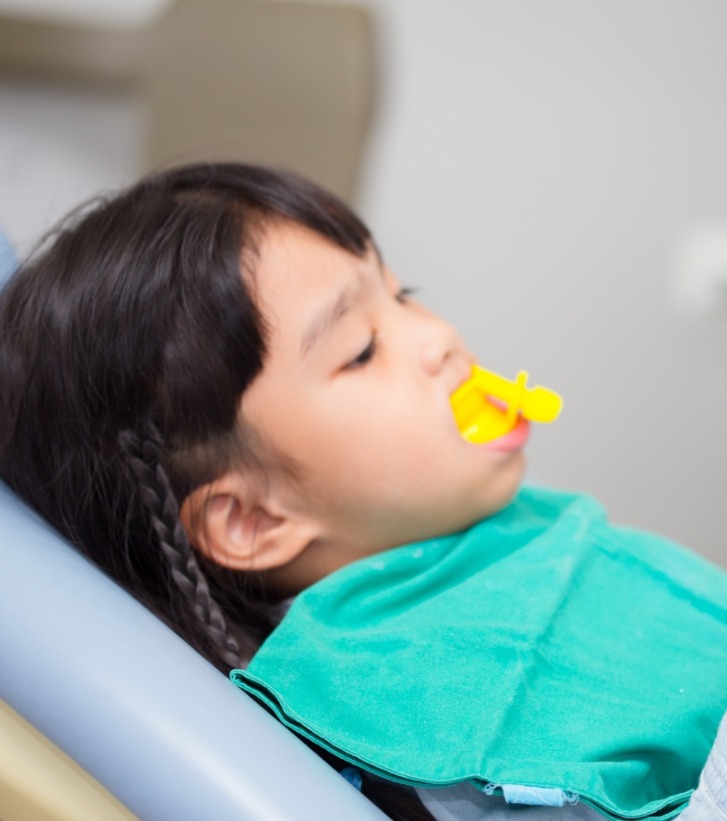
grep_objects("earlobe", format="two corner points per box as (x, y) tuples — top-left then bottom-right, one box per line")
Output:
(179, 472), (314, 573)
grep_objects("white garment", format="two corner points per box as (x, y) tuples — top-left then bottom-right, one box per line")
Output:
(416, 783), (605, 821)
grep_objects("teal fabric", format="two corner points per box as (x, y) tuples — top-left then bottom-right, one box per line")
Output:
(231, 488), (727, 820)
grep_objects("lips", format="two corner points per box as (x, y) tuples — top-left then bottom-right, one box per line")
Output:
(481, 416), (530, 452)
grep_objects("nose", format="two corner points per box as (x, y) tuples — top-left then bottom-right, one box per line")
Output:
(417, 309), (463, 377)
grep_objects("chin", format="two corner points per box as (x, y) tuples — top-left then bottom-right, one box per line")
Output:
(480, 454), (527, 519)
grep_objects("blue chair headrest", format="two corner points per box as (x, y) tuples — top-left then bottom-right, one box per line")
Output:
(0, 228), (18, 285)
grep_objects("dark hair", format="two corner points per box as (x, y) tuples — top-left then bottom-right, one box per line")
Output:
(0, 163), (434, 820)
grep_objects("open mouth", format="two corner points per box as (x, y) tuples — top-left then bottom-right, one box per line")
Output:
(450, 379), (517, 445)
(450, 365), (561, 446)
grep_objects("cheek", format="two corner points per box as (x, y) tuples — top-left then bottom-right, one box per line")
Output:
(339, 396), (462, 492)
(291, 413), (417, 506)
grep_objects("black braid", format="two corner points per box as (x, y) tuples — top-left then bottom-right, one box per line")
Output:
(118, 424), (242, 670)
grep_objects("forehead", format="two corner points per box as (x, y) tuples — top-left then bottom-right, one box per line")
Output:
(252, 221), (375, 340)
(254, 220), (366, 290)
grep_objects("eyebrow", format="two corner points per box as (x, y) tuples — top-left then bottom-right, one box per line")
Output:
(300, 274), (365, 359)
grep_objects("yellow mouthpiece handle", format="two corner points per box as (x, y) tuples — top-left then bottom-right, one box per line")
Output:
(450, 365), (563, 444)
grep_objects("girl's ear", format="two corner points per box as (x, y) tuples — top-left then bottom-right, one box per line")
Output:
(179, 472), (316, 572)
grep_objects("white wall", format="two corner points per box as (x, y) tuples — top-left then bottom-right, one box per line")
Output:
(0, 80), (142, 257)
(1, 0), (726, 563)
(354, 0), (727, 565)
(0, 0), (170, 26)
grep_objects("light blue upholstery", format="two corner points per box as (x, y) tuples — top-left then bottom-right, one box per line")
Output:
(0, 485), (385, 820)
(0, 228), (17, 283)
(0, 234), (385, 820)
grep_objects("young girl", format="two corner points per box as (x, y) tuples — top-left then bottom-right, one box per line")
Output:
(0, 163), (724, 821)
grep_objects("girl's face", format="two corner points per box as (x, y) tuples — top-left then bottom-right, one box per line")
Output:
(242, 220), (527, 590)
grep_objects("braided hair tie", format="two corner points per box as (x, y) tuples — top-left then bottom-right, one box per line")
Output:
(118, 424), (241, 669)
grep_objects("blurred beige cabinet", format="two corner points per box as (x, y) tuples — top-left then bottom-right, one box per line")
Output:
(0, 0), (376, 202)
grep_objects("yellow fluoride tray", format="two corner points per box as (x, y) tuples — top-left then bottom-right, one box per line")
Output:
(450, 366), (563, 444)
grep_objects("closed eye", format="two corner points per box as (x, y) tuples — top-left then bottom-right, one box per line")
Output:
(344, 287), (416, 371)
(346, 333), (378, 370)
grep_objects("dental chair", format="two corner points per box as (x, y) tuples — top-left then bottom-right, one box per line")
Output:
(0, 234), (385, 820)
(0, 0), (386, 810)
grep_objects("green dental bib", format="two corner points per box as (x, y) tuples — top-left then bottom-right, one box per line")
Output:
(231, 488), (727, 820)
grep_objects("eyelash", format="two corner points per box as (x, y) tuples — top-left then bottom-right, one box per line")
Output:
(348, 335), (378, 369)
(396, 286), (417, 303)
(346, 286), (417, 370)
